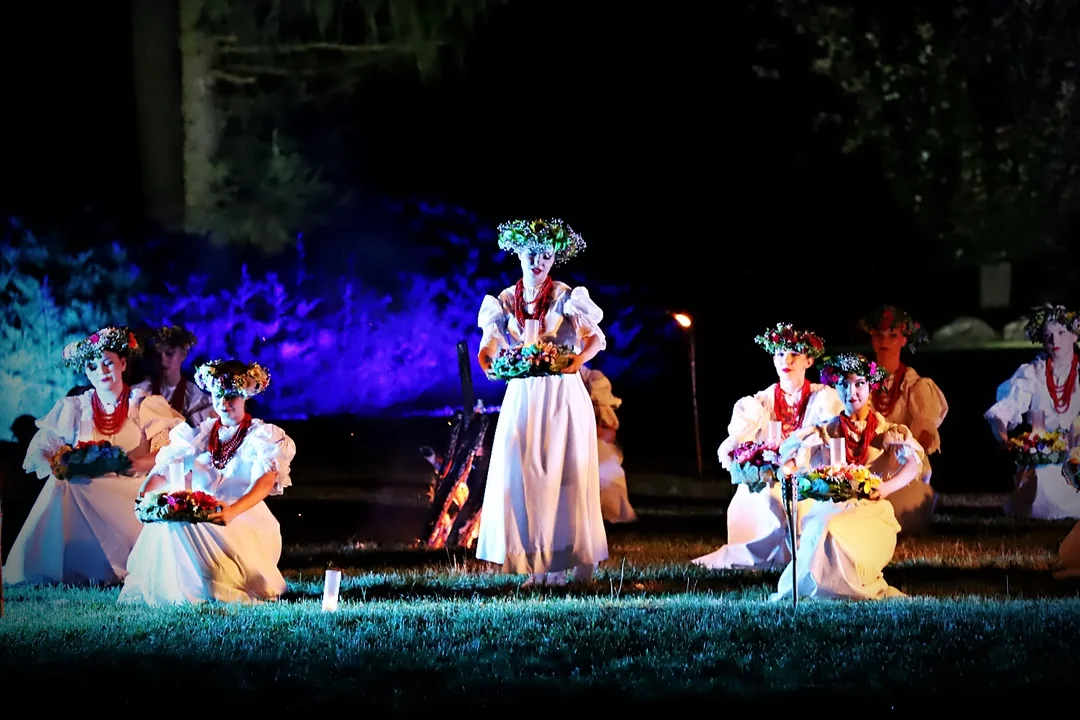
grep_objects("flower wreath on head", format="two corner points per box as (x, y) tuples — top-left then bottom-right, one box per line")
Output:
(152, 325), (198, 350)
(818, 352), (888, 390)
(1023, 303), (1080, 343)
(753, 322), (826, 359)
(496, 218), (586, 266)
(858, 305), (929, 351)
(61, 326), (141, 369)
(194, 360), (271, 399)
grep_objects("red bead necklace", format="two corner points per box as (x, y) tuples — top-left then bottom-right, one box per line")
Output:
(92, 385), (130, 437)
(773, 380), (811, 437)
(1045, 354), (1078, 414)
(513, 277), (553, 335)
(872, 364), (906, 417)
(208, 413), (253, 469)
(837, 411), (878, 466)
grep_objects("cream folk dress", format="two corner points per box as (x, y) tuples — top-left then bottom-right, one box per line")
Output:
(771, 411), (921, 601)
(475, 281), (609, 574)
(4, 387), (184, 585)
(692, 382), (842, 570)
(118, 417), (296, 605)
(984, 353), (1080, 519)
(579, 365), (637, 524)
(870, 366), (946, 533)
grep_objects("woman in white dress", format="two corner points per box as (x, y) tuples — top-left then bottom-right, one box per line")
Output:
(693, 323), (842, 570)
(774, 352), (924, 601)
(119, 359), (295, 605)
(134, 325), (213, 427)
(1057, 430), (1080, 579)
(579, 365), (637, 523)
(4, 326), (185, 585)
(985, 303), (1080, 519)
(858, 305), (944, 533)
(475, 218), (608, 587)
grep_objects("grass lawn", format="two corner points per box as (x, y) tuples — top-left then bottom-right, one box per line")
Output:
(2, 486), (1079, 712)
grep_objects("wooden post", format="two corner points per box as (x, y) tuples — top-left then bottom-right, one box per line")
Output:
(456, 340), (475, 413)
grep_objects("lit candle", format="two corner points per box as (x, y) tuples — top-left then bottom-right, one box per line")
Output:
(322, 568), (342, 611)
(829, 437), (846, 467)
(167, 460), (184, 492)
(767, 421), (783, 445)
(523, 319), (540, 346)
(1029, 410), (1046, 435)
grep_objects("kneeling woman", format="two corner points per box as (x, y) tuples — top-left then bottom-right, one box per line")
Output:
(775, 353), (924, 601)
(119, 360), (296, 605)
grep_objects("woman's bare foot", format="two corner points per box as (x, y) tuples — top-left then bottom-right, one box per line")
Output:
(570, 563), (596, 584)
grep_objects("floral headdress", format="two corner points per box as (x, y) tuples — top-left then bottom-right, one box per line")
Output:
(1023, 303), (1080, 343)
(753, 322), (826, 359)
(62, 326), (141, 369)
(818, 352), (888, 389)
(496, 218), (586, 266)
(151, 325), (198, 350)
(194, 360), (271, 399)
(858, 305), (929, 351)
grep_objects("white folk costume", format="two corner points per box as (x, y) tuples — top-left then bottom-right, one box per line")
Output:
(769, 353), (920, 601)
(984, 305), (1080, 519)
(694, 323), (842, 570)
(119, 360), (292, 605)
(579, 365), (637, 523)
(5, 328), (185, 585)
(475, 218), (608, 577)
(134, 325), (213, 427)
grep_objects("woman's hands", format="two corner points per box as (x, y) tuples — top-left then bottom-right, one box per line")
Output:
(561, 354), (585, 374)
(130, 454), (157, 474)
(208, 501), (237, 526)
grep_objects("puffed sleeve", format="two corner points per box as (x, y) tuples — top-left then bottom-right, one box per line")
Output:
(478, 294), (509, 352)
(717, 395), (768, 469)
(804, 385), (843, 428)
(22, 395), (80, 479)
(780, 424), (826, 470)
(242, 422), (297, 496)
(136, 393), (187, 453)
(906, 376), (949, 454)
(148, 420), (207, 478)
(985, 362), (1037, 430)
(561, 286), (606, 350)
(881, 422), (927, 476)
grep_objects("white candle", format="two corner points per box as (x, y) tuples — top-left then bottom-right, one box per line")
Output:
(167, 460), (184, 492)
(829, 437), (846, 467)
(523, 319), (540, 346)
(322, 569), (342, 611)
(1029, 410), (1046, 434)
(767, 421), (783, 445)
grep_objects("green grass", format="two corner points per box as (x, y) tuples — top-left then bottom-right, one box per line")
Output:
(3, 492), (1079, 711)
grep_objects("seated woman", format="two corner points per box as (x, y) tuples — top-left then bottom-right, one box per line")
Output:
(773, 352), (923, 601)
(4, 327), (185, 585)
(985, 303), (1080, 519)
(118, 359), (294, 605)
(579, 365), (637, 523)
(859, 305), (946, 532)
(694, 323), (841, 570)
(134, 325), (214, 427)
(1055, 424), (1080, 580)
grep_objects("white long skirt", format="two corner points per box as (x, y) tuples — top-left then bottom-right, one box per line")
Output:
(693, 483), (812, 570)
(3, 473), (145, 585)
(771, 498), (903, 601)
(476, 373), (608, 574)
(118, 501), (286, 605)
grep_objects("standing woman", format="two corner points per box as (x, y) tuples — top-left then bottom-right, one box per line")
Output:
(475, 219), (608, 586)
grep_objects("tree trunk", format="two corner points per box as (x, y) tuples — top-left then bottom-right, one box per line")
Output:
(131, 0), (185, 232)
(979, 261), (1012, 310)
(179, 0), (219, 235)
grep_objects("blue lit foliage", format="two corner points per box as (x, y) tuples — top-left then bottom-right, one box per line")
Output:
(0, 201), (663, 437)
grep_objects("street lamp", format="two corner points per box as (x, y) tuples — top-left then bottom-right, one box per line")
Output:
(671, 312), (702, 478)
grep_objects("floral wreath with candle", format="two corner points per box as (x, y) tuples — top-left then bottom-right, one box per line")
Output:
(818, 352), (888, 390)
(496, 218), (586, 266)
(194, 359), (271, 399)
(151, 325), (198, 351)
(753, 322), (826, 359)
(62, 326), (141, 369)
(857, 305), (929, 352)
(1023, 303), (1080, 343)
